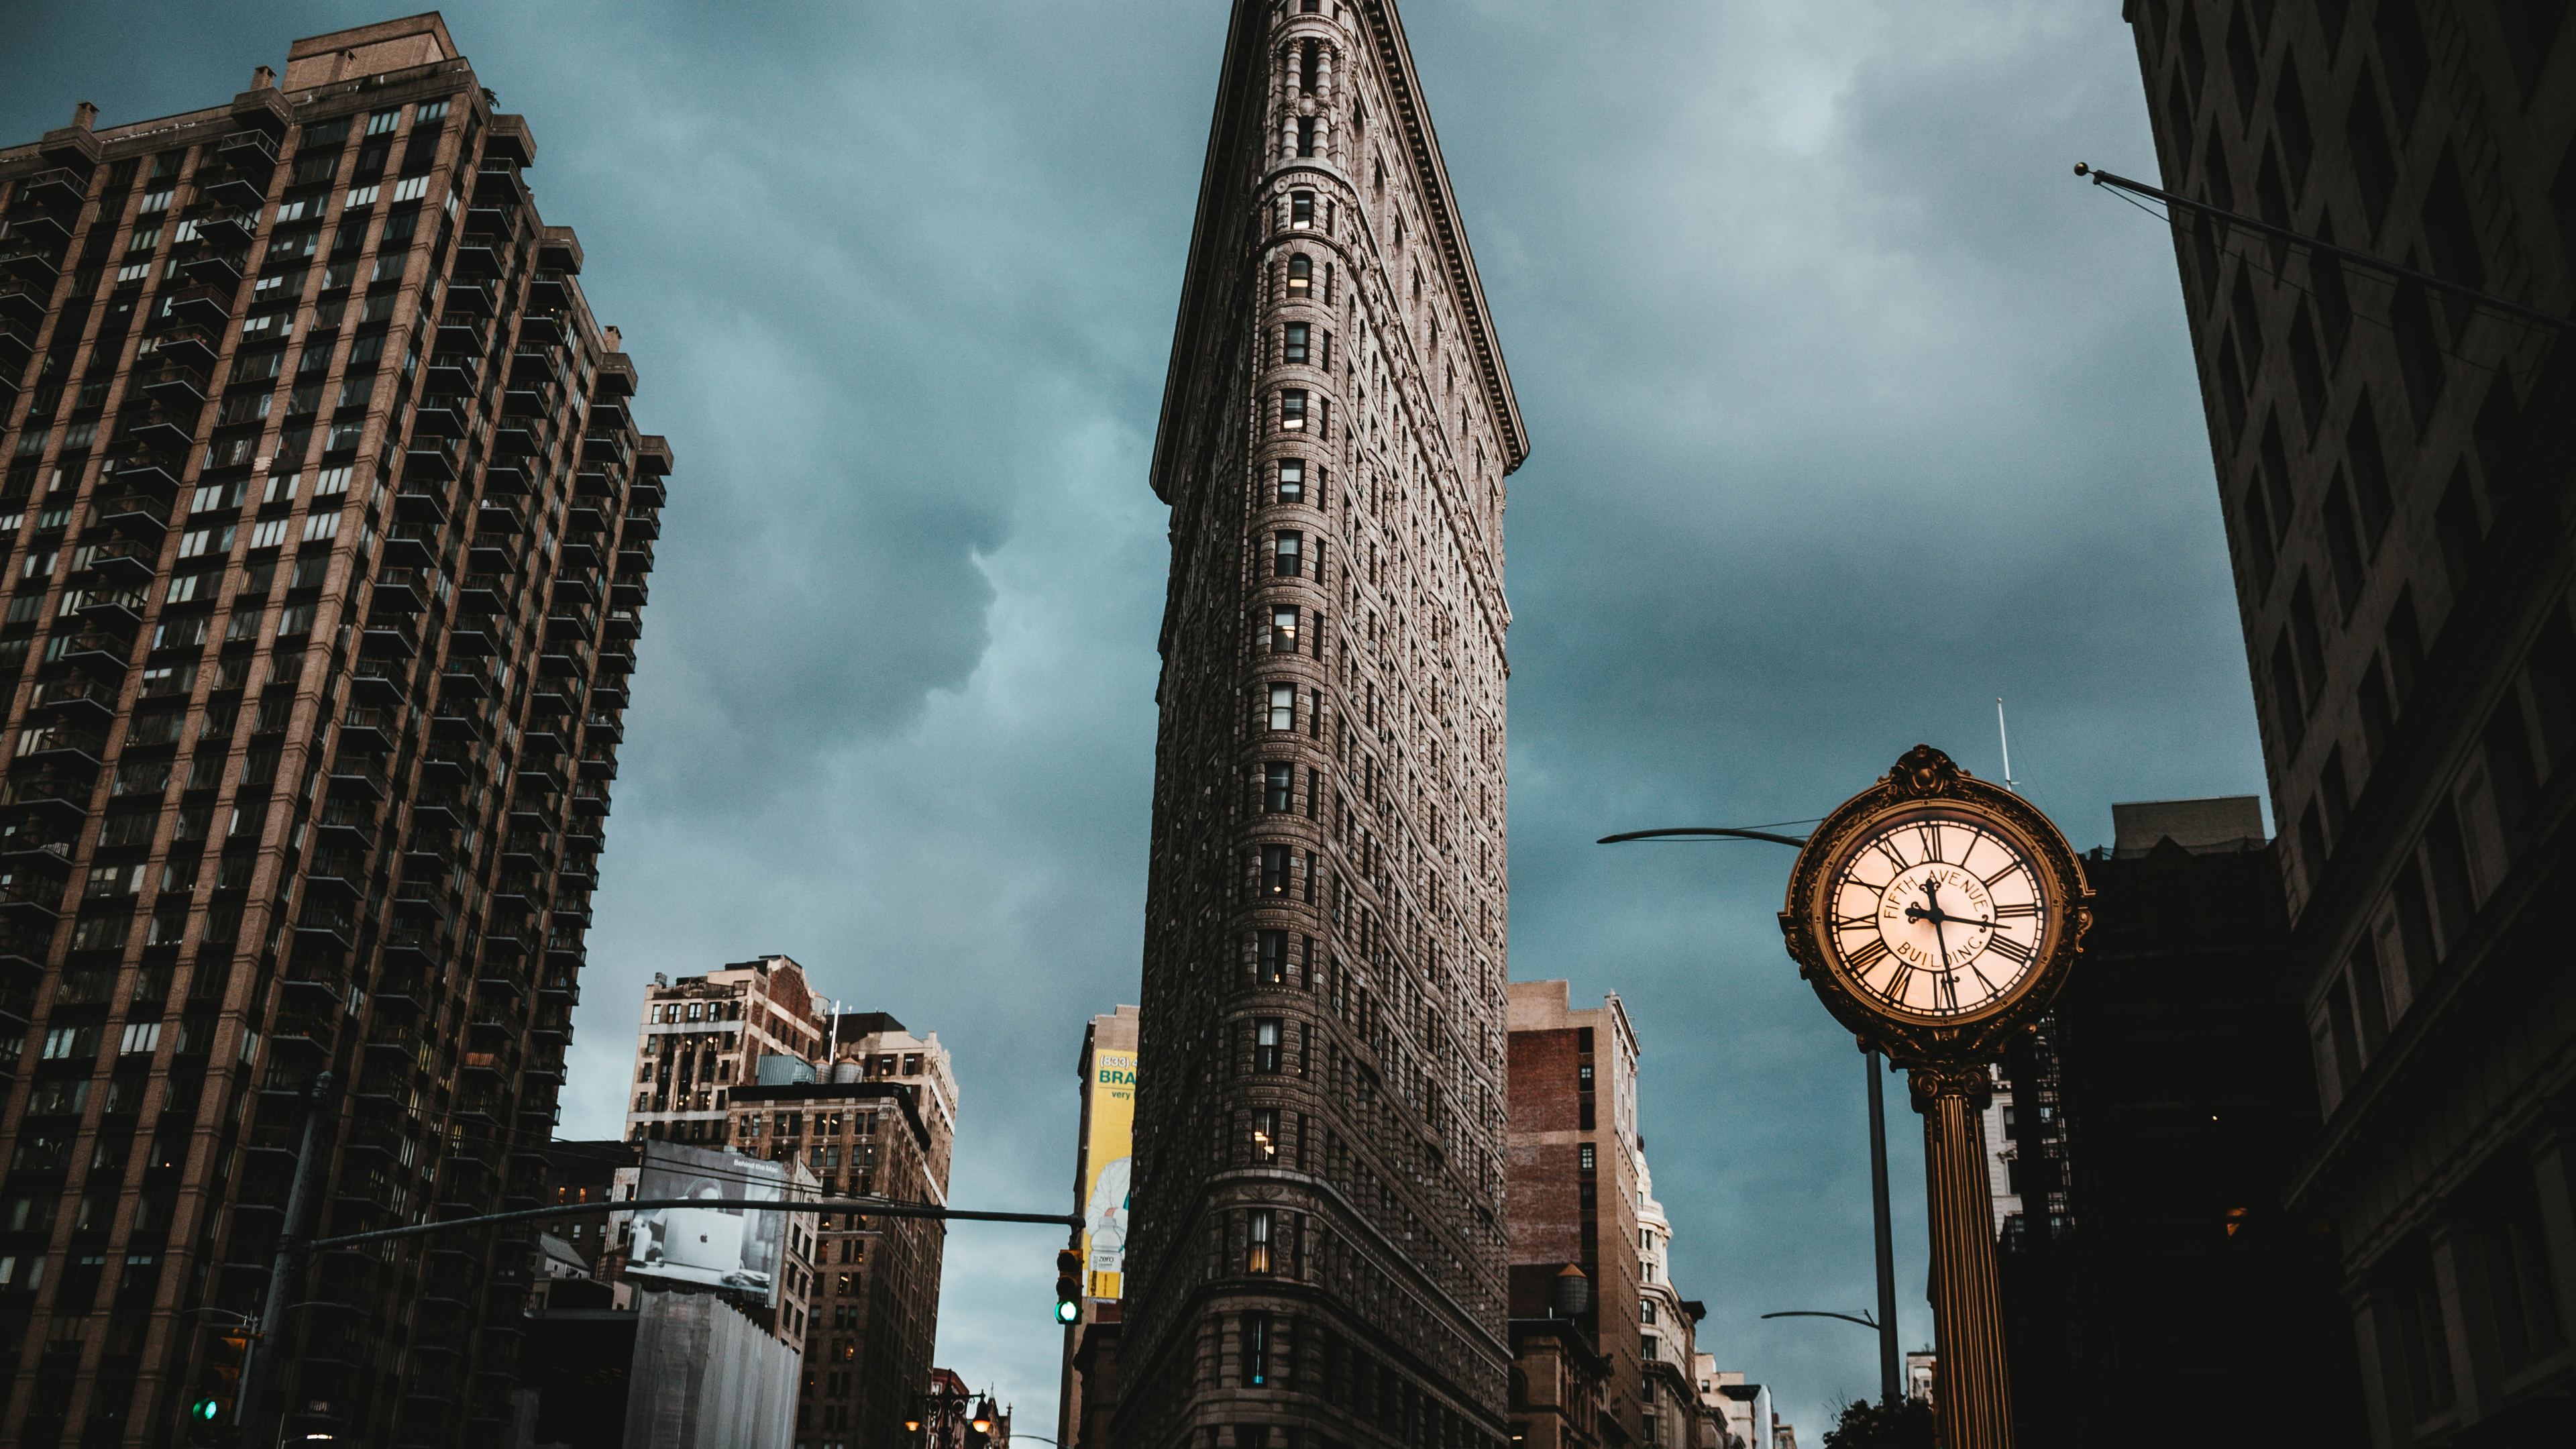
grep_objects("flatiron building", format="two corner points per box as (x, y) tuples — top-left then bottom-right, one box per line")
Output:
(0, 15), (664, 1444)
(1118, 2), (1527, 1445)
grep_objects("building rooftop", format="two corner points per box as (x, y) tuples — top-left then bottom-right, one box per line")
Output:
(2109, 796), (2267, 857)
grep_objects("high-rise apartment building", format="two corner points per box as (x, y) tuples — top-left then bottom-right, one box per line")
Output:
(1505, 981), (1644, 1444)
(0, 15), (665, 1445)
(2121, 3), (2575, 1440)
(1118, 1), (1527, 1444)
(623, 955), (828, 1144)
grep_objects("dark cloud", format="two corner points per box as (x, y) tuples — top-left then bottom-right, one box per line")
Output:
(5, 0), (2261, 1433)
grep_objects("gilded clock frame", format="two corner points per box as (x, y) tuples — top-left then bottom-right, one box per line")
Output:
(1778, 745), (2094, 1069)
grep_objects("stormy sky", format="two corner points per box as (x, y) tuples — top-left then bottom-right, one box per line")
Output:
(3, 0), (2265, 1434)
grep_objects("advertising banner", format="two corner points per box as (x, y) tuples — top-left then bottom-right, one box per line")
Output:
(627, 1140), (786, 1305)
(1080, 1049), (1136, 1301)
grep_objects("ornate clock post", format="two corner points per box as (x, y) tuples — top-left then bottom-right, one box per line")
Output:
(1777, 745), (2092, 1449)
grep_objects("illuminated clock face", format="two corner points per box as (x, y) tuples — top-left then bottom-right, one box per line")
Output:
(1825, 811), (2048, 1019)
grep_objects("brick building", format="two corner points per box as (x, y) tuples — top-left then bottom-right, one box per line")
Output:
(621, 954), (828, 1145)
(1506, 981), (1643, 1446)
(1116, 1), (1528, 1444)
(730, 1075), (947, 1449)
(2119, 3), (2576, 1440)
(0, 14), (665, 1444)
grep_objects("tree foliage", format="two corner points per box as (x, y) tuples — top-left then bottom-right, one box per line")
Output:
(1821, 1396), (1937, 1449)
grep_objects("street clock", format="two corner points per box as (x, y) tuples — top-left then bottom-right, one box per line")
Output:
(1777, 743), (2092, 1449)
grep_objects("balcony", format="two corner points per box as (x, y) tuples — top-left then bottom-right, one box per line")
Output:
(513, 759), (565, 800)
(491, 420), (543, 460)
(480, 458), (530, 498)
(551, 571), (598, 609)
(315, 796), (378, 849)
(0, 275), (50, 326)
(569, 781), (609, 817)
(582, 429), (632, 468)
(405, 433), (463, 482)
(182, 250), (244, 289)
(621, 508), (661, 543)
(0, 242), (60, 286)
(76, 538), (158, 586)
(10, 168), (85, 212)
(48, 629), (133, 679)
(0, 871), (65, 920)
(435, 315), (488, 358)
(517, 312), (565, 348)
(411, 394), (468, 439)
(16, 725), (105, 767)
(536, 970), (579, 1004)
(426, 354), (480, 394)
(350, 655), (413, 706)
(528, 271), (569, 310)
(3, 767), (95, 817)
(31, 676), (117, 722)
(123, 402), (201, 455)
(217, 128), (280, 172)
(451, 239), (502, 278)
(369, 567), (429, 616)
(588, 399), (629, 433)
(110, 453), (186, 495)
(92, 492), (172, 540)
(564, 503), (607, 537)
(382, 520), (441, 568)
(362, 617), (420, 660)
(394, 480), (452, 526)
(139, 362), (209, 410)
(593, 352), (637, 399)
(189, 211), (256, 252)
(438, 655), (500, 699)
(440, 279), (495, 319)
(199, 169), (267, 213)
(328, 753), (390, 800)
(162, 283), (233, 331)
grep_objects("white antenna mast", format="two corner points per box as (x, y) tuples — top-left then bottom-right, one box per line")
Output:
(1996, 698), (2019, 794)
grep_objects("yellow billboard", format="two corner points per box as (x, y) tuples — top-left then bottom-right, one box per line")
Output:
(1080, 1049), (1136, 1301)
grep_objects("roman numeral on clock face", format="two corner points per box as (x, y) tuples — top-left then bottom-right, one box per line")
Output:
(1984, 931), (2035, 965)
(1993, 902), (2039, 919)
(1844, 935), (1890, 973)
(1913, 822), (1945, 863)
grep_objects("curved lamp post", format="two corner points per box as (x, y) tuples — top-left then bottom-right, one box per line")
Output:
(1598, 826), (1903, 1407)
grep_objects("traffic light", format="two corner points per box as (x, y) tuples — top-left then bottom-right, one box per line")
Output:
(188, 1327), (251, 1446)
(1054, 1248), (1081, 1324)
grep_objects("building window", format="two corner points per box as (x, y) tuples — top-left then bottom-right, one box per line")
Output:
(1296, 117), (1316, 156)
(1254, 1018), (1282, 1072)
(1246, 1212), (1275, 1275)
(1251, 1108), (1280, 1163)
(1258, 929), (1288, 982)
(1274, 532), (1303, 577)
(1262, 845), (1290, 896)
(1264, 763), (1293, 813)
(1271, 606), (1299, 653)
(1642, 1300), (1657, 1324)
(1277, 458), (1304, 503)
(1267, 684), (1296, 732)
(1281, 389), (1307, 431)
(1578, 1143), (1596, 1173)
(1291, 190), (1313, 228)
(1287, 254), (1311, 298)
(1284, 323), (1309, 364)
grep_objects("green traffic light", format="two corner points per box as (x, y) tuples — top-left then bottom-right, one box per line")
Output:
(191, 1399), (221, 1421)
(1055, 1298), (1080, 1324)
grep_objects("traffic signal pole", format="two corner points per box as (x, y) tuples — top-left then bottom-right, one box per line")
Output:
(237, 1071), (332, 1448)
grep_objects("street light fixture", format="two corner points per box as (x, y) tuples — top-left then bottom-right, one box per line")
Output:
(1597, 823), (1904, 1407)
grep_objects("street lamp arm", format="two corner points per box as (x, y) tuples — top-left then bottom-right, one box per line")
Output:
(1597, 826), (1811, 848)
(1761, 1309), (1880, 1330)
